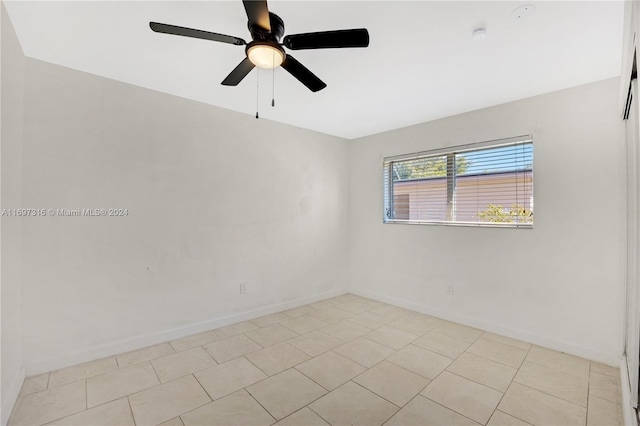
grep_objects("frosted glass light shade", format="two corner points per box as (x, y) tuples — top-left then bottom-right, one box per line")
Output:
(247, 44), (284, 69)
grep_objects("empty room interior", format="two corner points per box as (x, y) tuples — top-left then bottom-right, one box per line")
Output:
(2, 1), (640, 425)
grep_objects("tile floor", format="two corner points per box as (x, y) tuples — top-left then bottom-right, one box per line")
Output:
(9, 294), (623, 426)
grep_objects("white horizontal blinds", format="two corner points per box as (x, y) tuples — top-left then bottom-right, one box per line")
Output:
(390, 155), (448, 221)
(454, 140), (533, 224)
(383, 136), (533, 226)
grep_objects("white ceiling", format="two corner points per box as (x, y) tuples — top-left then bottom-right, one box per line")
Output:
(4, 1), (624, 139)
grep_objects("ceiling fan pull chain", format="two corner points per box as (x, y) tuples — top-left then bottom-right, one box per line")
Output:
(256, 67), (260, 119)
(272, 51), (276, 107)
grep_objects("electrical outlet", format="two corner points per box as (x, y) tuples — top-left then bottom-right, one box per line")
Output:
(240, 283), (247, 294)
(446, 284), (454, 295)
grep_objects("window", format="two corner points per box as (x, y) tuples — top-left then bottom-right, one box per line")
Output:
(383, 136), (533, 227)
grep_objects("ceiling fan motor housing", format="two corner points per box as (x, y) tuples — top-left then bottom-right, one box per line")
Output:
(248, 12), (285, 41)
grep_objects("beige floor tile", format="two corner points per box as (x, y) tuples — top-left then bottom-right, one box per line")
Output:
(309, 307), (353, 323)
(280, 315), (328, 334)
(466, 338), (527, 368)
(203, 334), (262, 363)
(364, 325), (418, 350)
(514, 360), (588, 406)
(590, 371), (621, 403)
(389, 314), (441, 336)
(87, 362), (159, 408)
(215, 321), (258, 339)
(247, 369), (326, 420)
(309, 381), (398, 426)
(448, 352), (517, 392)
(370, 304), (412, 320)
(498, 382), (586, 425)
(296, 351), (366, 391)
(482, 332), (532, 351)
(245, 323), (299, 347)
(9, 380), (86, 426)
(250, 312), (289, 327)
(413, 330), (472, 359)
(354, 361), (429, 406)
(194, 357), (267, 400)
(334, 300), (372, 314)
(348, 311), (395, 329)
(169, 330), (220, 352)
(332, 294), (360, 303)
(20, 373), (49, 396)
(434, 322), (483, 343)
(288, 330), (342, 357)
(358, 297), (384, 308)
(591, 362), (619, 378)
(388, 345), (452, 380)
(181, 390), (274, 426)
(49, 357), (118, 388)
(486, 410), (532, 426)
(274, 407), (329, 425)
(117, 343), (175, 368)
(587, 395), (622, 426)
(385, 395), (480, 426)
(158, 418), (184, 426)
(308, 298), (340, 310)
(151, 347), (217, 383)
(334, 337), (395, 368)
(321, 320), (371, 342)
(45, 398), (134, 425)
(282, 305), (316, 318)
(245, 342), (310, 376)
(421, 371), (502, 424)
(128, 375), (211, 425)
(525, 346), (590, 378)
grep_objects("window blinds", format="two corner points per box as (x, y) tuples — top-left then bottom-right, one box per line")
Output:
(383, 136), (533, 227)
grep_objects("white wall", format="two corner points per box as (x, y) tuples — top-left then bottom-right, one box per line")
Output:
(1, 3), (25, 423)
(20, 58), (349, 373)
(348, 78), (625, 365)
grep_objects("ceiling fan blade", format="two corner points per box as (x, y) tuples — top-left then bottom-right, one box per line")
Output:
(281, 55), (326, 92)
(283, 28), (369, 50)
(150, 22), (246, 46)
(221, 58), (256, 86)
(242, 0), (271, 32)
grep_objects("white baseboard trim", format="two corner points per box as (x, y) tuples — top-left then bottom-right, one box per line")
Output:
(25, 288), (347, 375)
(620, 356), (637, 426)
(350, 287), (620, 366)
(1, 365), (25, 426)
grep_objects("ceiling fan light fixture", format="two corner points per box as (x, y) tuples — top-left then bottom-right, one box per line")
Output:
(246, 41), (285, 69)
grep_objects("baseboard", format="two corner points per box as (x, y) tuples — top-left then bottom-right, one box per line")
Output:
(620, 357), (636, 426)
(1, 365), (25, 426)
(350, 287), (620, 366)
(25, 288), (347, 375)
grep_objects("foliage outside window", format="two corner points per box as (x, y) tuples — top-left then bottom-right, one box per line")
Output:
(383, 136), (533, 227)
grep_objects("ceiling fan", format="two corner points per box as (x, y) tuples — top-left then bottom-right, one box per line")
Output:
(150, 0), (369, 92)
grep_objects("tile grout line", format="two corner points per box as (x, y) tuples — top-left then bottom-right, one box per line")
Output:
(485, 339), (534, 425)
(414, 332), (498, 425)
(148, 360), (163, 384)
(241, 385), (277, 424)
(307, 401), (334, 425)
(126, 396), (137, 425)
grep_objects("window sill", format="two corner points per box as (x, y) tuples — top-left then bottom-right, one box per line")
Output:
(383, 219), (533, 229)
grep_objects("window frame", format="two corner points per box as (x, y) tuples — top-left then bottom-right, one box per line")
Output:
(383, 135), (534, 229)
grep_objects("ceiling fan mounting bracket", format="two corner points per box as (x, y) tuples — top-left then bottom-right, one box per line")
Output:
(248, 12), (284, 41)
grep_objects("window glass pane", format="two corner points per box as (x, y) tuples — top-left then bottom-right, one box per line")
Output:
(384, 137), (533, 227)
